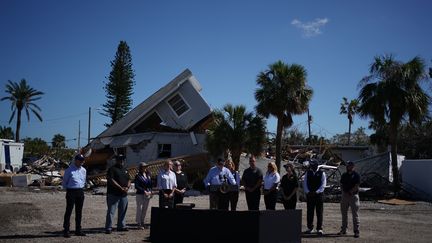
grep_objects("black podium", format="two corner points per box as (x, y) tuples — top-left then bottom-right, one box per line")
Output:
(150, 207), (301, 243)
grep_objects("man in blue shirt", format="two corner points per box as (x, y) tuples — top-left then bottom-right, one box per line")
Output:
(62, 154), (87, 238)
(203, 158), (236, 210)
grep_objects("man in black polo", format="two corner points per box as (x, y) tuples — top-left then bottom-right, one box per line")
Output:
(105, 154), (131, 234)
(339, 161), (361, 238)
(303, 159), (327, 235)
(241, 156), (263, 210)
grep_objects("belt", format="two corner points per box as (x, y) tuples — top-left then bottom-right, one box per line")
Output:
(66, 188), (84, 191)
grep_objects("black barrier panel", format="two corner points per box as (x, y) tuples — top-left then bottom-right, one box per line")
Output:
(150, 207), (301, 243)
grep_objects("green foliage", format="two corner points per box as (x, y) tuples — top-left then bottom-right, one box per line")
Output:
(358, 54), (431, 191)
(0, 126), (14, 139)
(22, 137), (49, 157)
(255, 60), (313, 170)
(205, 104), (266, 169)
(102, 41), (135, 127)
(1, 79), (44, 141)
(331, 127), (369, 146)
(51, 134), (66, 148)
(283, 128), (307, 145)
(398, 120), (432, 159)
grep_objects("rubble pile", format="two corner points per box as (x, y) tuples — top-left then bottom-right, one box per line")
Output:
(21, 155), (69, 186)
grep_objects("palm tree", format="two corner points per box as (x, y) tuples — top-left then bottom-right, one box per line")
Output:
(205, 104), (266, 170)
(1, 79), (44, 142)
(52, 134), (66, 148)
(255, 60), (313, 171)
(358, 55), (430, 192)
(340, 97), (359, 145)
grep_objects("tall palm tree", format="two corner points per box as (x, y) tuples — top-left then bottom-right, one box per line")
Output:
(358, 55), (430, 192)
(340, 97), (359, 145)
(205, 104), (266, 170)
(255, 60), (313, 171)
(1, 79), (44, 142)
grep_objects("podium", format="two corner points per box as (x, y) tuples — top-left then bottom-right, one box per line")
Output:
(150, 207), (302, 243)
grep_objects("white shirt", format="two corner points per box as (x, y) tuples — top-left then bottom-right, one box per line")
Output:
(157, 169), (177, 190)
(263, 172), (280, 190)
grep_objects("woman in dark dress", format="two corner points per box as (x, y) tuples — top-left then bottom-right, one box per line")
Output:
(280, 163), (299, 210)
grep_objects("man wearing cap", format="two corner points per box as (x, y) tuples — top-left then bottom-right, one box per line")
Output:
(105, 154), (131, 234)
(303, 159), (327, 235)
(62, 154), (87, 238)
(339, 161), (361, 238)
(203, 158), (236, 210)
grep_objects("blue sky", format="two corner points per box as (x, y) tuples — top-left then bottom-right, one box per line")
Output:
(1, 0), (431, 148)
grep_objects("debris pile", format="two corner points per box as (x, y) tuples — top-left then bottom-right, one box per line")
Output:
(20, 155), (69, 186)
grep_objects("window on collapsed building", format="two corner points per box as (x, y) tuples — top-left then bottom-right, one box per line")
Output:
(158, 144), (171, 158)
(168, 93), (190, 117)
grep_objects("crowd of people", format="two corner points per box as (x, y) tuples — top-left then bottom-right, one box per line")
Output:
(61, 154), (361, 239)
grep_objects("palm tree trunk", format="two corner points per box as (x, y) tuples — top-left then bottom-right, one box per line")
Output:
(275, 117), (284, 172)
(347, 121), (352, 145)
(231, 148), (241, 171)
(389, 124), (400, 194)
(15, 108), (22, 142)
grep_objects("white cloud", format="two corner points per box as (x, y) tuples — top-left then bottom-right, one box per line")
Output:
(291, 18), (329, 38)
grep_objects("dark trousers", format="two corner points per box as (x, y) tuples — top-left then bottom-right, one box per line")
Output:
(63, 189), (84, 232)
(174, 192), (184, 206)
(245, 189), (261, 210)
(228, 191), (239, 211)
(282, 195), (297, 210)
(306, 193), (324, 230)
(264, 190), (277, 210)
(159, 190), (174, 208)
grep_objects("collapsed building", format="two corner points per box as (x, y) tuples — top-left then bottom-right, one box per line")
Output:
(85, 69), (213, 183)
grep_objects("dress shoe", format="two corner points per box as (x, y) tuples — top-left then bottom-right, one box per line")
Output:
(75, 231), (86, 236)
(63, 231), (71, 238)
(105, 229), (112, 234)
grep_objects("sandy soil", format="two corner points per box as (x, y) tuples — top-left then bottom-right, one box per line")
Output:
(0, 187), (431, 243)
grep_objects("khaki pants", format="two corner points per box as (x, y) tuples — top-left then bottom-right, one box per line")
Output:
(136, 194), (151, 226)
(340, 192), (360, 233)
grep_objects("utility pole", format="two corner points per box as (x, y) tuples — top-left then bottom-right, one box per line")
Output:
(78, 120), (81, 150)
(88, 107), (91, 145)
(307, 108), (312, 144)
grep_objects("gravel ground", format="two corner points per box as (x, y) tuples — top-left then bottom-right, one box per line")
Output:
(0, 187), (432, 243)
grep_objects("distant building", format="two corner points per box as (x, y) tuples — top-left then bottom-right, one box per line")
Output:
(0, 139), (24, 172)
(87, 69), (212, 168)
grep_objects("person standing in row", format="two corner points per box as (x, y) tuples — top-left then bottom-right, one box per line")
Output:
(263, 162), (280, 210)
(134, 162), (152, 230)
(339, 161), (361, 238)
(241, 156), (263, 210)
(226, 160), (240, 211)
(105, 154), (131, 234)
(173, 160), (189, 207)
(303, 159), (327, 236)
(280, 163), (299, 210)
(157, 160), (177, 208)
(62, 154), (87, 238)
(203, 158), (236, 210)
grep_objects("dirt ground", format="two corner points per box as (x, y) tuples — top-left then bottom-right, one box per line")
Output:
(0, 187), (431, 243)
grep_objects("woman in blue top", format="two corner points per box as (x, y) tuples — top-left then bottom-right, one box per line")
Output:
(135, 162), (152, 229)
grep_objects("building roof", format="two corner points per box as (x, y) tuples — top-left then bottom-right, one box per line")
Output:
(96, 69), (201, 138)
